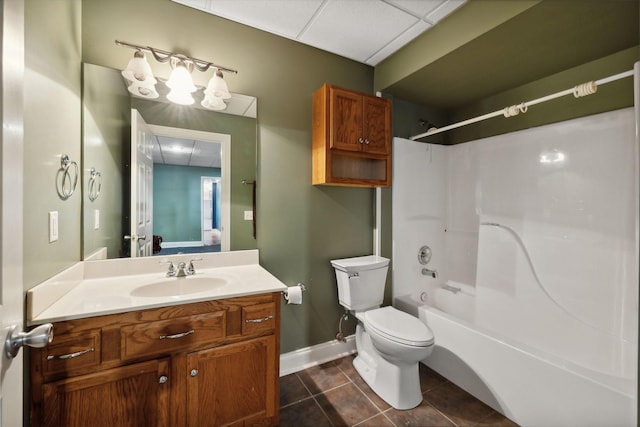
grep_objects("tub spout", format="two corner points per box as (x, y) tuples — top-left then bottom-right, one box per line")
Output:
(421, 268), (438, 278)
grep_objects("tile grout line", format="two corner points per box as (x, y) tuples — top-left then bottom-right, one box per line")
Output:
(335, 358), (399, 427)
(294, 371), (342, 427)
(421, 392), (461, 427)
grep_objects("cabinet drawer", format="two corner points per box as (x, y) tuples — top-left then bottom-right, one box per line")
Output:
(42, 329), (101, 376)
(121, 311), (225, 360)
(242, 303), (276, 336)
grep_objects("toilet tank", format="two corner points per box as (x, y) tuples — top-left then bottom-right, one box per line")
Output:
(331, 255), (390, 311)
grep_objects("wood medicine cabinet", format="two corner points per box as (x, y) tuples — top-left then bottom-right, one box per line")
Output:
(312, 83), (392, 187)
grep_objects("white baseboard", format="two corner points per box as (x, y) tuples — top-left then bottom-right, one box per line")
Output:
(280, 335), (356, 377)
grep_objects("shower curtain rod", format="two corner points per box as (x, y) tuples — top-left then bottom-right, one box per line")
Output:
(410, 68), (635, 140)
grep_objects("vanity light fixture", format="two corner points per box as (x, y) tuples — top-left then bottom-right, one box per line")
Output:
(116, 40), (238, 109)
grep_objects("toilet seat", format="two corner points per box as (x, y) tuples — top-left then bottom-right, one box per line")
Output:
(364, 306), (434, 347)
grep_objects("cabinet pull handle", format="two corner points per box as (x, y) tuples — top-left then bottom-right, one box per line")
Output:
(245, 315), (273, 324)
(159, 329), (195, 340)
(47, 347), (94, 360)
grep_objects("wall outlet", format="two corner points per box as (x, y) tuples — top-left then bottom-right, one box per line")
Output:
(244, 210), (254, 221)
(94, 209), (100, 230)
(49, 211), (58, 243)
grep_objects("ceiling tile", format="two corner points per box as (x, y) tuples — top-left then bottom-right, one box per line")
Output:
(172, 0), (466, 66)
(387, 0), (446, 18)
(225, 93), (257, 117)
(426, 0), (466, 23)
(162, 153), (190, 166)
(198, 0), (324, 39)
(300, 0), (419, 63)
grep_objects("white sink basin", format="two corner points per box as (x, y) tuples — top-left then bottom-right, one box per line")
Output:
(130, 276), (227, 297)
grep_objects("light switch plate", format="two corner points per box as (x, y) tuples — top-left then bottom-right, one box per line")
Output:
(244, 210), (253, 221)
(49, 211), (58, 242)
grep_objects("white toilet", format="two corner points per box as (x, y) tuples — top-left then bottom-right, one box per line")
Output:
(331, 255), (434, 410)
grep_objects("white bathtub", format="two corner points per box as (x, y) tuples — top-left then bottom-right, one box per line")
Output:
(395, 286), (637, 427)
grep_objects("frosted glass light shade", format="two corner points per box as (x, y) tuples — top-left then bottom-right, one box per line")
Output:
(167, 88), (195, 105)
(204, 73), (231, 100)
(121, 55), (157, 85)
(201, 94), (226, 111)
(166, 64), (196, 93)
(127, 83), (159, 99)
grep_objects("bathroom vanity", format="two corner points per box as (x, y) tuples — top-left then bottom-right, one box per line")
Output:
(27, 250), (285, 427)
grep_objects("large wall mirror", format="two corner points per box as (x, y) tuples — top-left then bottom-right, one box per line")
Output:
(82, 63), (257, 260)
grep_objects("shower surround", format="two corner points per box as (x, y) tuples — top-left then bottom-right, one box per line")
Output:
(392, 108), (638, 426)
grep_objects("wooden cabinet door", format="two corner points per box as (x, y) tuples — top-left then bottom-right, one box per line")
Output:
(362, 95), (391, 155)
(329, 87), (363, 152)
(41, 359), (170, 427)
(186, 336), (277, 427)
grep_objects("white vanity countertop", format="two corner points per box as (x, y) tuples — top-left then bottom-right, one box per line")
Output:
(27, 250), (288, 325)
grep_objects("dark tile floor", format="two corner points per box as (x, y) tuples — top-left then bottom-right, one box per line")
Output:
(279, 354), (519, 427)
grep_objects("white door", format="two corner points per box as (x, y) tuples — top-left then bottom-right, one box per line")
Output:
(130, 109), (153, 257)
(1, 0), (24, 425)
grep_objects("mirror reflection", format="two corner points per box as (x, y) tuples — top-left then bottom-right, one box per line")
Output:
(82, 63), (257, 260)
(150, 132), (227, 255)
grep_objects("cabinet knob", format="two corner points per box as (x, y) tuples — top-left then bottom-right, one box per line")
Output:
(158, 375), (168, 384)
(190, 369), (198, 377)
(358, 137), (364, 144)
(364, 138), (370, 145)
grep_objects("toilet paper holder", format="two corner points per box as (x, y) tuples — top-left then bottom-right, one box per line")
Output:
(282, 283), (306, 301)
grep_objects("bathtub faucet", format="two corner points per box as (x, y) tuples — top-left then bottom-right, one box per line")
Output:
(421, 268), (438, 278)
(442, 283), (461, 294)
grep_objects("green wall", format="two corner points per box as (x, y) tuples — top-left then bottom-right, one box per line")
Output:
(445, 47), (638, 144)
(82, 0), (374, 352)
(153, 164), (220, 243)
(24, 0), (82, 289)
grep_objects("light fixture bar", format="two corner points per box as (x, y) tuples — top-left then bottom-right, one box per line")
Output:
(115, 40), (238, 75)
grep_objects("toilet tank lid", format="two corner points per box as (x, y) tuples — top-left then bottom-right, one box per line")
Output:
(330, 255), (389, 272)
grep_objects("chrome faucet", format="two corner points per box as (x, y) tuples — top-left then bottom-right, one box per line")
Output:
(160, 258), (203, 277)
(176, 262), (188, 277)
(421, 268), (438, 278)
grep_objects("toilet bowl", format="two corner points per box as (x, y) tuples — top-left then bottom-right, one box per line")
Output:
(353, 306), (434, 410)
(331, 255), (435, 410)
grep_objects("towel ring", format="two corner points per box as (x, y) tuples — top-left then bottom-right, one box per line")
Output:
(57, 154), (78, 200)
(88, 167), (102, 202)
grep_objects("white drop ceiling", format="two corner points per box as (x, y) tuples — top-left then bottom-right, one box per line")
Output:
(153, 136), (222, 168)
(172, 0), (466, 66)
